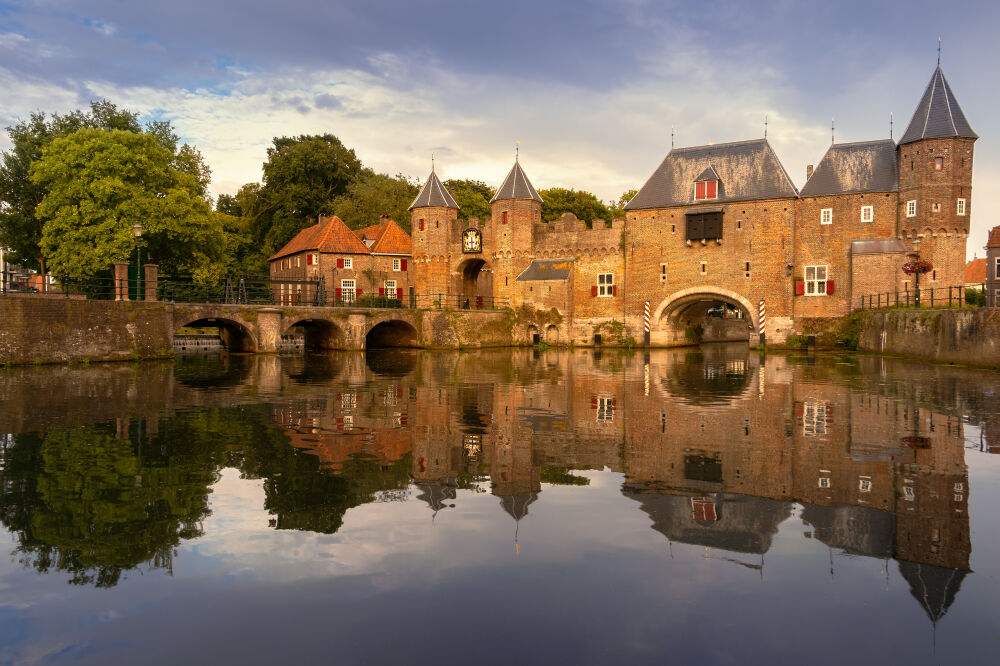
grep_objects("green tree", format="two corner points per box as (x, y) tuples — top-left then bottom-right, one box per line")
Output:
(331, 171), (419, 232)
(0, 101), (147, 273)
(538, 187), (611, 226)
(251, 134), (364, 256)
(32, 128), (223, 279)
(608, 189), (638, 219)
(444, 178), (492, 221)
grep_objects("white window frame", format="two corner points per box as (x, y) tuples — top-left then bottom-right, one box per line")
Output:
(820, 208), (833, 225)
(957, 198), (967, 216)
(995, 257), (1000, 280)
(598, 273), (614, 297)
(861, 205), (873, 223)
(343, 414), (354, 429)
(906, 200), (916, 218)
(341, 279), (356, 303)
(392, 258), (401, 271)
(597, 396), (614, 423)
(818, 477), (831, 489)
(904, 485), (915, 501)
(384, 279), (397, 293)
(295, 255), (301, 267)
(803, 401), (827, 436)
(804, 265), (828, 296)
(343, 257), (353, 270)
(859, 478), (872, 493)
(341, 391), (356, 409)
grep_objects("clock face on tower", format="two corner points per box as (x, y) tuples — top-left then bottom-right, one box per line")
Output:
(463, 228), (482, 253)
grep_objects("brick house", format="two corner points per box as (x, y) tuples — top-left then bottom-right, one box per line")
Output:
(985, 227), (1000, 306)
(269, 214), (412, 304)
(410, 63), (976, 346)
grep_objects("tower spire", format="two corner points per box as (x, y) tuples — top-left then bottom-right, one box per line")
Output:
(890, 112), (894, 140)
(831, 118), (835, 144)
(431, 151), (435, 173)
(515, 140), (520, 163)
(671, 125), (675, 149)
(937, 37), (942, 67)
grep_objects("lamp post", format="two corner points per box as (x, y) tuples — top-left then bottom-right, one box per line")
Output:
(911, 238), (921, 309)
(132, 223), (143, 301)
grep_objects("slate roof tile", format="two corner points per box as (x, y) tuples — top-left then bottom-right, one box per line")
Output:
(409, 170), (459, 210)
(491, 161), (543, 203)
(899, 67), (977, 145)
(800, 140), (899, 197)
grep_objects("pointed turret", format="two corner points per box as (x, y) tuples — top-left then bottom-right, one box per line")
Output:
(409, 169), (459, 210)
(898, 67), (977, 146)
(490, 161), (543, 203)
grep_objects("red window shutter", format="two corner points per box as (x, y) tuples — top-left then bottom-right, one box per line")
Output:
(476, 296), (483, 308)
(307, 254), (313, 265)
(397, 288), (403, 299)
(379, 288), (385, 296)
(696, 182), (706, 199)
(591, 396), (598, 409)
(401, 259), (407, 271)
(335, 287), (342, 299)
(826, 280), (835, 295)
(419, 219), (425, 231)
(356, 287), (362, 295)
(611, 398), (616, 408)
(706, 181), (717, 198)
(612, 285), (617, 296)
(591, 285), (598, 297)
(337, 258), (344, 268)
(502, 211), (508, 225)
(795, 281), (805, 295)
(794, 402), (804, 417)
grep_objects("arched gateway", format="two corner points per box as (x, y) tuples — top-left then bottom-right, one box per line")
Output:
(652, 286), (759, 346)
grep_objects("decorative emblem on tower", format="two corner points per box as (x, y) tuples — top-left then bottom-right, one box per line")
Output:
(463, 228), (482, 253)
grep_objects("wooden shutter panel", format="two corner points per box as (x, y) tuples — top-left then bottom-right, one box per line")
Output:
(336, 258), (344, 268)
(502, 211), (508, 225)
(795, 281), (805, 295)
(356, 287), (362, 295)
(612, 285), (617, 296)
(379, 287), (385, 296)
(826, 280), (835, 295)
(397, 288), (403, 299)
(591, 396), (598, 409)
(335, 287), (342, 299)
(419, 219), (424, 231)
(686, 214), (704, 240)
(401, 259), (407, 271)
(706, 181), (717, 198)
(591, 286), (598, 297)
(696, 182), (706, 199)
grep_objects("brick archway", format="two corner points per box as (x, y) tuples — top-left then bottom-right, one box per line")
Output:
(652, 286), (759, 346)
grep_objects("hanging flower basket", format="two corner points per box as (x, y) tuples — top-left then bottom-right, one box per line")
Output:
(902, 259), (933, 275)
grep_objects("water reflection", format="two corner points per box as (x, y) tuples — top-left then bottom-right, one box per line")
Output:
(0, 346), (984, 628)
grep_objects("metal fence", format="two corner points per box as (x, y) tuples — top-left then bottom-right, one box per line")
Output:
(856, 284), (986, 310)
(1, 269), (124, 299)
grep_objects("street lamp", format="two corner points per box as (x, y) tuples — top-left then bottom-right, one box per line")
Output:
(132, 224), (143, 300)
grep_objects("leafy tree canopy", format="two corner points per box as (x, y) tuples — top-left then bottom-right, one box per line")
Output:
(538, 187), (611, 226)
(444, 178), (492, 222)
(32, 128), (223, 279)
(331, 171), (419, 233)
(0, 100), (209, 273)
(608, 189), (638, 219)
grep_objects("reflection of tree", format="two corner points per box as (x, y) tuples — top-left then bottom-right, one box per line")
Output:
(0, 424), (220, 587)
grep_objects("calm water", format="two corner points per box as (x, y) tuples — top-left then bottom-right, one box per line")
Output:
(1, 346), (1000, 665)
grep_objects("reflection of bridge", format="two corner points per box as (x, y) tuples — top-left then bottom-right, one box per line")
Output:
(0, 295), (516, 363)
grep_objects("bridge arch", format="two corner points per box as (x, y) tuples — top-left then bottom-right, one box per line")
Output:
(174, 316), (258, 352)
(365, 319), (419, 348)
(653, 286), (758, 346)
(282, 317), (346, 350)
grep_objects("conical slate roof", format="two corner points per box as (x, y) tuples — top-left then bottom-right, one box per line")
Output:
(409, 169), (459, 210)
(490, 161), (543, 203)
(898, 67), (977, 146)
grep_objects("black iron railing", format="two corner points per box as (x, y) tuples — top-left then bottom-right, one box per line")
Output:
(1, 269), (122, 300)
(856, 284), (987, 310)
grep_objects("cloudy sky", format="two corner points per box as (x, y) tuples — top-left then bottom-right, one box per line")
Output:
(1, 0), (997, 255)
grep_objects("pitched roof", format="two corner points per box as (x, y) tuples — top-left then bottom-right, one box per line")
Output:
(965, 258), (986, 283)
(988, 226), (1000, 248)
(490, 161), (543, 203)
(625, 139), (798, 210)
(409, 169), (459, 210)
(269, 215), (371, 261)
(516, 259), (573, 281)
(852, 238), (907, 255)
(354, 218), (412, 255)
(899, 67), (977, 146)
(800, 140), (899, 197)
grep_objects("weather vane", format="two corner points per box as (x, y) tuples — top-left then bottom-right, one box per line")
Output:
(764, 113), (768, 139)
(431, 151), (435, 172)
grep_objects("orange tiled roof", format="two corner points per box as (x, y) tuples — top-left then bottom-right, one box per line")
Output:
(353, 218), (412, 256)
(965, 258), (986, 283)
(988, 226), (1000, 248)
(269, 215), (371, 261)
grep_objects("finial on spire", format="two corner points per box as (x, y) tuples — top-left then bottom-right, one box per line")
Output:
(515, 140), (520, 162)
(764, 113), (768, 139)
(890, 112), (894, 140)
(831, 118), (835, 144)
(431, 151), (435, 173)
(671, 125), (675, 149)
(938, 37), (942, 67)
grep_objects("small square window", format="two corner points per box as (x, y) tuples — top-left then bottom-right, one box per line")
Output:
(906, 200), (917, 217)
(957, 198), (967, 215)
(804, 265), (828, 296)
(954, 494), (964, 502)
(904, 486), (915, 501)
(393, 258), (401, 271)
(343, 257), (353, 270)
(861, 206), (873, 223)
(859, 479), (872, 493)
(818, 477), (831, 489)
(932, 202), (941, 213)
(820, 208), (833, 225)
(597, 273), (614, 296)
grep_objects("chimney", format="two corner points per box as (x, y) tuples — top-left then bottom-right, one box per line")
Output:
(806, 164), (814, 180)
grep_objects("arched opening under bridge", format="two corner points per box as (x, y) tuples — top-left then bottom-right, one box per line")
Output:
(653, 288), (757, 347)
(174, 317), (257, 353)
(365, 320), (419, 348)
(282, 318), (345, 351)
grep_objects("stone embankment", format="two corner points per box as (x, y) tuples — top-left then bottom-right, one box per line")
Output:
(857, 309), (1000, 366)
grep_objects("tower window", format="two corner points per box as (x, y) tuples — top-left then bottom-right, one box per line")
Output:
(861, 206), (873, 223)
(957, 198), (967, 215)
(419, 218), (425, 231)
(820, 208), (833, 225)
(906, 200), (916, 218)
(694, 180), (718, 201)
(700, 261), (707, 274)
(502, 211), (508, 225)
(935, 157), (944, 171)
(932, 202), (941, 213)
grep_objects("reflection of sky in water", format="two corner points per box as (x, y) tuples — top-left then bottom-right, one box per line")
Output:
(1, 349), (1000, 664)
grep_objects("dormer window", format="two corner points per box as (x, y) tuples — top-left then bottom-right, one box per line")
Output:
(695, 180), (718, 201)
(693, 165), (721, 201)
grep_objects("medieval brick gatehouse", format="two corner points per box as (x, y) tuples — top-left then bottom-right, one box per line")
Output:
(410, 63), (976, 345)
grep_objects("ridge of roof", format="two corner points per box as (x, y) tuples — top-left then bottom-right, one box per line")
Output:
(800, 139), (899, 197)
(368, 218), (412, 255)
(409, 169), (459, 210)
(987, 226), (1000, 248)
(898, 66), (977, 146)
(490, 161), (543, 203)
